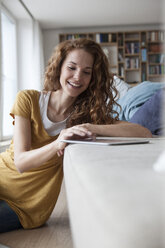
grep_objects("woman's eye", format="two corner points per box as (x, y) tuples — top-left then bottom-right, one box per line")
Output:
(68, 67), (75, 70)
(84, 71), (91, 75)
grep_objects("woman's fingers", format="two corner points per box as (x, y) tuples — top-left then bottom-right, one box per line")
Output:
(67, 126), (93, 137)
(56, 124), (96, 156)
(59, 128), (89, 141)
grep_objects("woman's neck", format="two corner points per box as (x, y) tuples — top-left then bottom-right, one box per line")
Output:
(47, 90), (75, 122)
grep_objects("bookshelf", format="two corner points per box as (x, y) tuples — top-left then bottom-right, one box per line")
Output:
(59, 30), (165, 84)
(123, 32), (141, 83)
(147, 31), (165, 82)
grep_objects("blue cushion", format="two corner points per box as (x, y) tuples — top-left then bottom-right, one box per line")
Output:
(130, 88), (165, 135)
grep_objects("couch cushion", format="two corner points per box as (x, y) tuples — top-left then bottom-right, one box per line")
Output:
(130, 88), (165, 135)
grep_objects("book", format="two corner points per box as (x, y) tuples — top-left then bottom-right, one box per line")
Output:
(141, 48), (147, 62)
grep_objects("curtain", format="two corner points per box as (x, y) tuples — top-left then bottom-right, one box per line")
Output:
(32, 20), (44, 90)
(17, 19), (44, 91)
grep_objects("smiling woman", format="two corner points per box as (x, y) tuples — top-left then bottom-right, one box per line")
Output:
(0, 38), (152, 234)
(44, 39), (120, 127)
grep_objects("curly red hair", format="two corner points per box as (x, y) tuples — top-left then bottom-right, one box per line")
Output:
(43, 38), (120, 127)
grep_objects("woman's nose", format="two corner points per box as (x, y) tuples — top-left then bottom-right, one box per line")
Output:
(73, 70), (81, 81)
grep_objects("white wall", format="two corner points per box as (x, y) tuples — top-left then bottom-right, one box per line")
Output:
(43, 24), (162, 65)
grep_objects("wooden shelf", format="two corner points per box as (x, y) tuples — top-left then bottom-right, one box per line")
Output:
(125, 68), (140, 71)
(148, 52), (164, 55)
(148, 74), (165, 77)
(148, 41), (165, 44)
(125, 53), (140, 56)
(100, 42), (117, 46)
(125, 38), (140, 41)
(149, 63), (165, 65)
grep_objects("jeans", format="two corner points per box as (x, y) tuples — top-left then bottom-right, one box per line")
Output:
(0, 200), (23, 233)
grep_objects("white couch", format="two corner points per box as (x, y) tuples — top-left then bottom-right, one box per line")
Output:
(64, 137), (165, 248)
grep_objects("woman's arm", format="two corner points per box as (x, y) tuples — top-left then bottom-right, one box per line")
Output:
(79, 121), (153, 138)
(14, 116), (93, 173)
(56, 121), (152, 158)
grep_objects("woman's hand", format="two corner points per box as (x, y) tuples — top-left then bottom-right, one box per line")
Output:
(55, 124), (95, 156)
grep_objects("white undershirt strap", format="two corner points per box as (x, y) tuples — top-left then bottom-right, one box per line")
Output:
(39, 91), (67, 136)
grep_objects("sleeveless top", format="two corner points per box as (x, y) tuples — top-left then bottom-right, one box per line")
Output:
(0, 90), (63, 229)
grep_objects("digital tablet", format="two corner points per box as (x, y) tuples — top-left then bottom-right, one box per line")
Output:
(61, 138), (150, 146)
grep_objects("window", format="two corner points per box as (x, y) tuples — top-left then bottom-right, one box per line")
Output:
(0, 7), (17, 140)
(0, 3), (43, 142)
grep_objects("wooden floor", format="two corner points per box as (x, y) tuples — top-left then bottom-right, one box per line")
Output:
(0, 182), (73, 248)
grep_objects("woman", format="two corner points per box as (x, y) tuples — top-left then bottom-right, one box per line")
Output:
(0, 38), (152, 233)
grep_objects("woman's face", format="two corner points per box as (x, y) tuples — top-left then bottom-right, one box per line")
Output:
(59, 49), (93, 98)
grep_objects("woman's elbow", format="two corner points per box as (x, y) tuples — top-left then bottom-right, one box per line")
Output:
(14, 157), (25, 173)
(143, 130), (152, 138)
(137, 125), (153, 138)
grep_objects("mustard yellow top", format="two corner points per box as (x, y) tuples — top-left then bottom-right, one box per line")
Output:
(0, 90), (63, 229)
